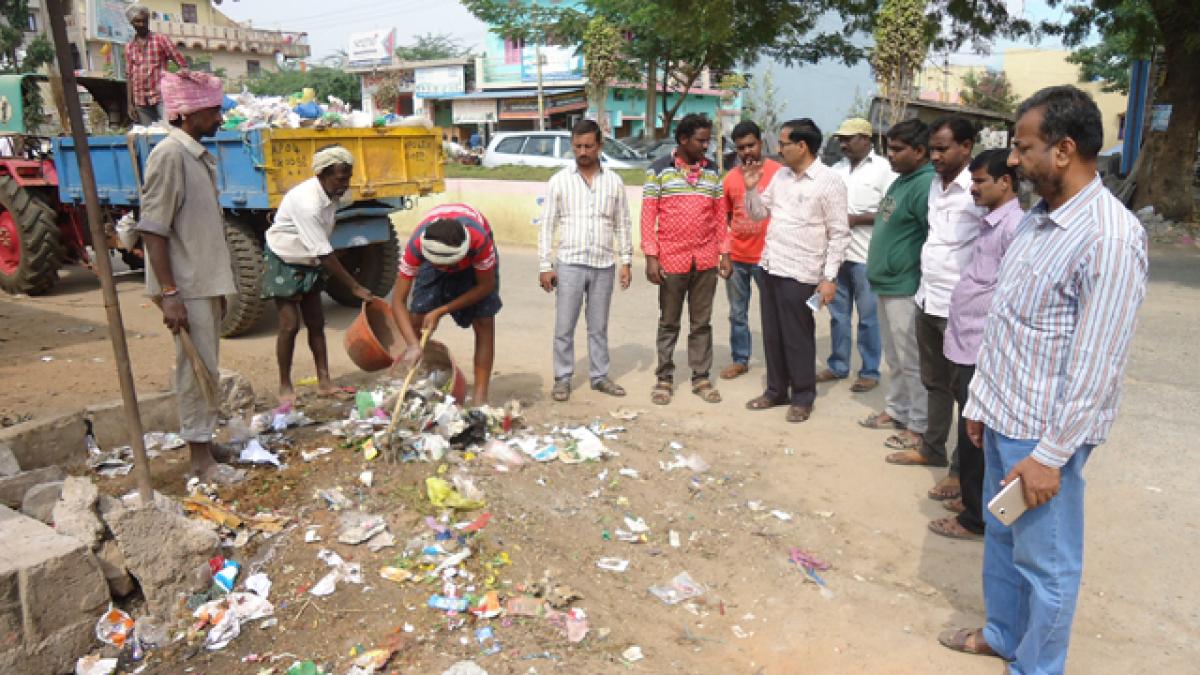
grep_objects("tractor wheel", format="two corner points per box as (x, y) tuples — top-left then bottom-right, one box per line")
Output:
(325, 228), (400, 307)
(220, 220), (266, 338)
(0, 175), (65, 295)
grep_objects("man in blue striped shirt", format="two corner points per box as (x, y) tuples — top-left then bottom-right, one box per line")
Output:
(938, 86), (1148, 674)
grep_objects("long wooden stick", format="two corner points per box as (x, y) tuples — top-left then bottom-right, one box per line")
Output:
(152, 297), (220, 413)
(382, 329), (430, 448)
(47, 0), (153, 505)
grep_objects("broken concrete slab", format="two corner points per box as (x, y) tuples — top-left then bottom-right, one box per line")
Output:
(0, 466), (67, 510)
(96, 540), (136, 598)
(0, 505), (109, 675)
(0, 444), (19, 477)
(102, 504), (219, 616)
(19, 481), (63, 526)
(220, 369), (255, 418)
(0, 411), (86, 471)
(52, 477), (104, 550)
(86, 390), (176, 452)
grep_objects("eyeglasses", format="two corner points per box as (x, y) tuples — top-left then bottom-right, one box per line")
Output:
(778, 140), (798, 149)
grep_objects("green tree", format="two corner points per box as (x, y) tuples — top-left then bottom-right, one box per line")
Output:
(245, 67), (362, 108)
(870, 0), (930, 127)
(582, 16), (622, 136)
(0, 1), (52, 73)
(1043, 0), (1198, 221)
(394, 33), (470, 62)
(1062, 0), (1157, 95)
(959, 69), (1019, 115)
(742, 68), (784, 151)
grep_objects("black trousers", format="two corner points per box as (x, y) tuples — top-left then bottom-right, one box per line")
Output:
(916, 310), (959, 469)
(760, 274), (817, 406)
(955, 364), (985, 533)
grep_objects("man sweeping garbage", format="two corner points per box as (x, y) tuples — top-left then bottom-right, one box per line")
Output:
(391, 203), (501, 405)
(135, 71), (242, 484)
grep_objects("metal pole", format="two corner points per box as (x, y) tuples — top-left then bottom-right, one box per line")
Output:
(47, 0), (153, 506)
(535, 41), (545, 131)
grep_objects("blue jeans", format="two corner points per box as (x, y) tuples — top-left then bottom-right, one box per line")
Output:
(982, 428), (1092, 675)
(725, 261), (764, 365)
(827, 260), (881, 380)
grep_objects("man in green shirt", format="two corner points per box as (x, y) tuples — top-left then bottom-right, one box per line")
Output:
(860, 119), (935, 452)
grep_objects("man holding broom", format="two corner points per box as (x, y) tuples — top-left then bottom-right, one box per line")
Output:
(136, 71), (242, 484)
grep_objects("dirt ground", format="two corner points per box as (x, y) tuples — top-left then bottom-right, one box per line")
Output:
(1, 243), (1198, 674)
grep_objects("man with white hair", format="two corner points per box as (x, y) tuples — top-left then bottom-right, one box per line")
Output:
(124, 4), (188, 125)
(391, 204), (501, 404)
(135, 71), (239, 483)
(262, 146), (374, 405)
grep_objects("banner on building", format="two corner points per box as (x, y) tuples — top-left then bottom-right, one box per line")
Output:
(452, 99), (496, 124)
(89, 0), (135, 43)
(520, 45), (583, 83)
(414, 65), (466, 98)
(348, 29), (396, 67)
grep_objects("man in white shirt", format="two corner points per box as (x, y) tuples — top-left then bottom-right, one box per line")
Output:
(262, 146), (374, 405)
(819, 117), (896, 392)
(886, 117), (985, 496)
(539, 119), (634, 402)
(742, 118), (850, 422)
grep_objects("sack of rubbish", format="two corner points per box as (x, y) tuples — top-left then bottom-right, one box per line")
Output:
(426, 476), (485, 510)
(648, 571), (705, 605)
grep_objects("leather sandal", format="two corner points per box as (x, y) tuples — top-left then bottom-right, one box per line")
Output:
(651, 381), (673, 405)
(691, 379), (722, 403)
(937, 628), (1000, 658)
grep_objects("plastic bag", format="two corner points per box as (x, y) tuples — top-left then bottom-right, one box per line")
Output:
(648, 571), (705, 605)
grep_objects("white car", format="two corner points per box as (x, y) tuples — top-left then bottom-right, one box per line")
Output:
(482, 131), (646, 169)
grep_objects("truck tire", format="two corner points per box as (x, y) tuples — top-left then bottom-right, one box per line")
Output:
(0, 175), (65, 295)
(325, 229), (400, 307)
(221, 220), (265, 338)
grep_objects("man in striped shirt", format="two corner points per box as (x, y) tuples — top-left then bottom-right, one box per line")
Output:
(939, 86), (1148, 674)
(641, 114), (731, 405)
(539, 119), (633, 402)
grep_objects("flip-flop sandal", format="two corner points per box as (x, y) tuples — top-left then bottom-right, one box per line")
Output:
(928, 478), (962, 501)
(591, 379), (626, 397)
(928, 516), (983, 541)
(745, 395), (786, 410)
(651, 381), (673, 405)
(942, 497), (965, 513)
(691, 379), (722, 403)
(937, 628), (1000, 657)
(859, 413), (904, 430)
(884, 434), (921, 450)
(885, 449), (948, 467)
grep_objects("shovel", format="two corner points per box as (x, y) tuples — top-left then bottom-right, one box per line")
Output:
(381, 328), (431, 459)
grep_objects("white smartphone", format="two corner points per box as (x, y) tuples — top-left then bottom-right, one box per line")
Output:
(806, 292), (823, 312)
(987, 477), (1028, 527)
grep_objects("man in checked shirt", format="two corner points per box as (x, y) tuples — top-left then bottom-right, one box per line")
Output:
(125, 5), (188, 125)
(938, 86), (1148, 675)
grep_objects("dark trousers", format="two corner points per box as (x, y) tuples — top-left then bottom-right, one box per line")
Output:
(955, 364), (984, 533)
(655, 264), (717, 384)
(760, 274), (817, 406)
(916, 310), (959, 469)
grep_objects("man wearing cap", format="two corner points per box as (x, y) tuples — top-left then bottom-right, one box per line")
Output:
(262, 145), (375, 406)
(392, 203), (501, 404)
(135, 71), (240, 484)
(818, 118), (895, 392)
(125, 4), (188, 125)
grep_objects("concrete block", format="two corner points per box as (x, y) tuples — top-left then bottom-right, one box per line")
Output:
(103, 505), (219, 616)
(0, 411), (86, 471)
(96, 540), (135, 598)
(219, 369), (255, 418)
(86, 390), (177, 452)
(0, 505), (108, 674)
(51, 477), (104, 550)
(0, 444), (19, 477)
(19, 481), (63, 525)
(0, 467), (66, 510)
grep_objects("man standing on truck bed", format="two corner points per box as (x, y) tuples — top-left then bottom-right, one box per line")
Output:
(135, 71), (242, 484)
(391, 203), (501, 405)
(125, 4), (188, 125)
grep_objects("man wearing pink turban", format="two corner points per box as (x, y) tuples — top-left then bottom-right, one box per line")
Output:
(134, 72), (241, 483)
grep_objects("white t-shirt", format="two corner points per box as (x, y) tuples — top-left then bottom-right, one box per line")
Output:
(832, 152), (896, 264)
(265, 176), (339, 266)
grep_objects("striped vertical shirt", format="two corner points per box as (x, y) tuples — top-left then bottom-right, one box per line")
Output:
(744, 160), (851, 284)
(538, 165), (633, 272)
(964, 176), (1148, 468)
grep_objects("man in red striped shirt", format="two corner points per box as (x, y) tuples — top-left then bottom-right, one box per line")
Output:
(640, 114), (731, 406)
(125, 5), (188, 125)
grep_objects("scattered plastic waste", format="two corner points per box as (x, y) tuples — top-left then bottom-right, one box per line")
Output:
(790, 547), (834, 599)
(648, 571), (705, 605)
(238, 439), (282, 467)
(94, 606), (134, 647)
(621, 645), (645, 662)
(428, 594), (470, 612)
(596, 557), (629, 572)
(660, 453), (710, 472)
(212, 558), (241, 593)
(380, 566), (414, 583)
(311, 549), (363, 596)
(770, 509), (794, 521)
(244, 572), (272, 599)
(618, 468), (640, 479)
(442, 661), (489, 675)
(426, 476), (485, 510)
(338, 512), (388, 545)
(75, 654), (118, 675)
(301, 446), (333, 462)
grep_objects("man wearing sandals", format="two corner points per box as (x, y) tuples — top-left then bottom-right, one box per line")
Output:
(539, 119), (633, 402)
(641, 114), (731, 405)
(741, 118), (850, 423)
(939, 86), (1147, 674)
(860, 119), (935, 449)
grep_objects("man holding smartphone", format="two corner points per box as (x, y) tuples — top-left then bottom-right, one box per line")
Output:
(938, 87), (1148, 675)
(539, 119), (633, 402)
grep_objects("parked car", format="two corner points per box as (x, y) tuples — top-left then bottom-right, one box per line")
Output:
(482, 131), (647, 169)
